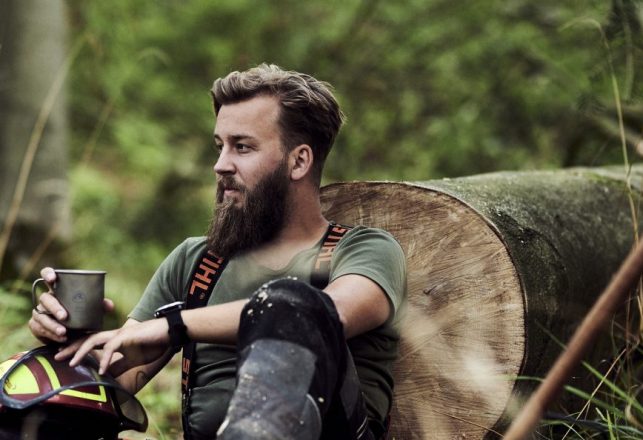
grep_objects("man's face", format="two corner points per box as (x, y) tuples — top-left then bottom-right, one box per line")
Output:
(212, 95), (287, 206)
(207, 96), (292, 257)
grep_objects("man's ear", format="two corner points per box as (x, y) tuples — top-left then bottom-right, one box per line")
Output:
(289, 144), (313, 181)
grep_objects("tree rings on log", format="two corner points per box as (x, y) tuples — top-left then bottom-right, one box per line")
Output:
(320, 167), (640, 440)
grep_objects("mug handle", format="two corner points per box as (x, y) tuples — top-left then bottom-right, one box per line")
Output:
(31, 278), (53, 314)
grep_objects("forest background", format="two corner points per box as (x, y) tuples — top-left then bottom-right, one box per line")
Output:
(0, 0), (641, 437)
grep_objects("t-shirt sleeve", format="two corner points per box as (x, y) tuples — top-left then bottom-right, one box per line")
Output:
(128, 239), (193, 322)
(329, 227), (407, 320)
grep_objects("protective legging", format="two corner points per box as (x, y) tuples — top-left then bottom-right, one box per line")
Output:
(217, 277), (376, 440)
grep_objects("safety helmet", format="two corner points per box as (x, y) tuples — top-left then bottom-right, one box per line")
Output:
(0, 346), (148, 440)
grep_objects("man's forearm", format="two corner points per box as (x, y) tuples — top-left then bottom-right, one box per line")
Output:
(113, 318), (174, 393)
(181, 299), (247, 345)
(112, 300), (247, 393)
(115, 348), (175, 394)
(180, 275), (389, 343)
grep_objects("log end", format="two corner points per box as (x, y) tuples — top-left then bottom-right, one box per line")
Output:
(321, 182), (525, 439)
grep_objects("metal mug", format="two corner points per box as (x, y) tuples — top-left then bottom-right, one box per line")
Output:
(31, 269), (106, 332)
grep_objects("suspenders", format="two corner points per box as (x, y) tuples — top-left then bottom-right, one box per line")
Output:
(181, 250), (228, 435)
(310, 223), (352, 289)
(180, 222), (352, 437)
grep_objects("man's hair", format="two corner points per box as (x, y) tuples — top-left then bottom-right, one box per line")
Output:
(211, 63), (345, 185)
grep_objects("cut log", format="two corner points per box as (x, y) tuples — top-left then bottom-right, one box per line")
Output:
(320, 166), (642, 440)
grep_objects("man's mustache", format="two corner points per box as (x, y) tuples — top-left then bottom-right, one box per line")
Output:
(217, 176), (245, 192)
(216, 177), (246, 203)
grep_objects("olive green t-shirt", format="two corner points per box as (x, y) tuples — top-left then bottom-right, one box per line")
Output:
(130, 226), (406, 438)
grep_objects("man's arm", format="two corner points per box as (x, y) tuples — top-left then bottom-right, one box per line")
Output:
(184, 274), (389, 340)
(324, 274), (391, 338)
(58, 274), (389, 374)
(181, 274), (388, 341)
(58, 299), (248, 375)
(113, 319), (176, 394)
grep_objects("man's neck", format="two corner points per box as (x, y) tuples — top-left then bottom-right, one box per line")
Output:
(247, 191), (328, 271)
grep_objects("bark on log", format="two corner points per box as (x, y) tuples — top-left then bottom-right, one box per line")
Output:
(320, 166), (642, 440)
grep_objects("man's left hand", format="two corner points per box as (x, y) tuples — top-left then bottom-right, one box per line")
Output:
(55, 318), (170, 376)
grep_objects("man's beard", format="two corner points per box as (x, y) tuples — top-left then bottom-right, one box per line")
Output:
(206, 160), (290, 258)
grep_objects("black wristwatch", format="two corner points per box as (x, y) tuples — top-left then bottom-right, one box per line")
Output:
(154, 301), (189, 351)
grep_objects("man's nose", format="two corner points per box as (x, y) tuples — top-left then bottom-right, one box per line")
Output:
(214, 148), (235, 175)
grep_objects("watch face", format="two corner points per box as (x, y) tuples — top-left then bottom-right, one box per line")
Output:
(154, 301), (185, 318)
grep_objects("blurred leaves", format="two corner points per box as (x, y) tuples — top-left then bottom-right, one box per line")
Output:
(65, 0), (641, 190)
(0, 282), (39, 359)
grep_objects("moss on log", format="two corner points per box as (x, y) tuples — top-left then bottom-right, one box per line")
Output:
(320, 166), (642, 440)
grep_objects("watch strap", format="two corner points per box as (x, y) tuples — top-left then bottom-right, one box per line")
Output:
(165, 309), (189, 350)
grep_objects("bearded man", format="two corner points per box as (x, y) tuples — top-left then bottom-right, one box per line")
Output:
(29, 64), (407, 440)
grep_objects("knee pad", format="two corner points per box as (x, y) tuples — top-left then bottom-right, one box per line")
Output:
(239, 277), (344, 351)
(249, 277), (336, 316)
(237, 278), (348, 416)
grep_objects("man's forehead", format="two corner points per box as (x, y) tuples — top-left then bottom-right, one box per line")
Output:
(214, 95), (281, 137)
(217, 96), (280, 121)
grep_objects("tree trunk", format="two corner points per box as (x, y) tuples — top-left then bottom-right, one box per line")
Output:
(0, 0), (70, 279)
(320, 166), (641, 440)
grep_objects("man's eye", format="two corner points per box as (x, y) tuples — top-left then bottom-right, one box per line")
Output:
(236, 143), (250, 152)
(214, 143), (223, 152)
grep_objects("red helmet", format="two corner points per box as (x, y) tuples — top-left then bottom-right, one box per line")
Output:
(0, 346), (148, 440)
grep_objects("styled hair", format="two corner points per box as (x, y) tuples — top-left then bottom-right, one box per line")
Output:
(211, 64), (345, 184)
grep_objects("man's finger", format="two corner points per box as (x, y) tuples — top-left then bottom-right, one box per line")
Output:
(69, 340), (98, 366)
(38, 292), (67, 321)
(31, 307), (67, 338)
(29, 317), (66, 343)
(40, 267), (56, 283)
(55, 338), (86, 361)
(103, 298), (115, 313)
(68, 332), (111, 367)
(99, 341), (118, 375)
(29, 317), (66, 342)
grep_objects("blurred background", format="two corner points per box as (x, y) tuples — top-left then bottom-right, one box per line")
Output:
(0, 0), (641, 437)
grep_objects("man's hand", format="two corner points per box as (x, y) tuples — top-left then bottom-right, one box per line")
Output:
(28, 267), (115, 343)
(55, 318), (171, 376)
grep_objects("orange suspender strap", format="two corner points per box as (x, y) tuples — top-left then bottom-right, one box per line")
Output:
(310, 223), (353, 289)
(181, 249), (228, 437)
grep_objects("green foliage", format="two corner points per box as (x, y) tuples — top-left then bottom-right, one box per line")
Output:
(0, 282), (39, 360)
